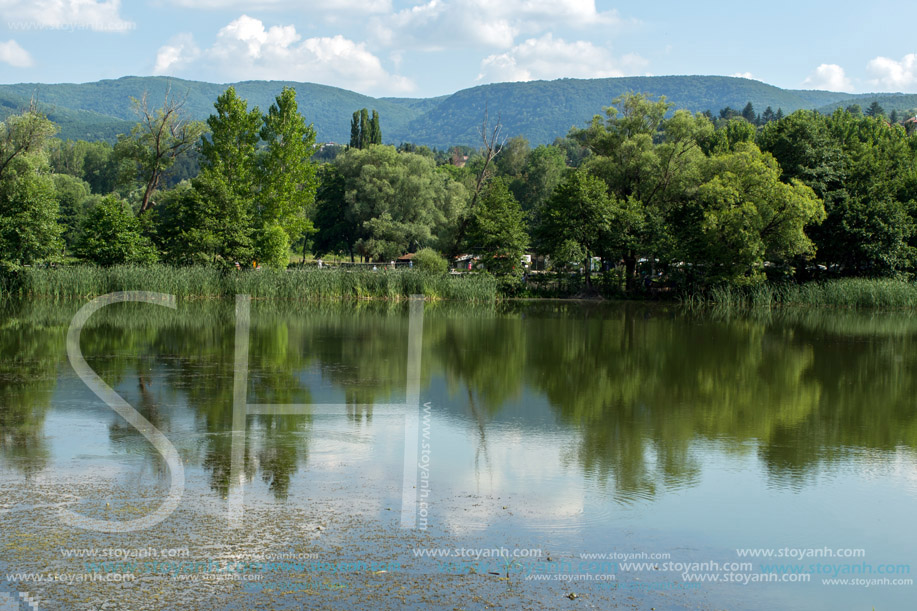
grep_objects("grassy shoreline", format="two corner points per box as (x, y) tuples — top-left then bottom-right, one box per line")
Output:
(5, 266), (917, 309)
(6, 265), (498, 302)
(683, 278), (917, 310)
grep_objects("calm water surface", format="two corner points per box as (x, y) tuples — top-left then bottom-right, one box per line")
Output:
(1, 299), (915, 610)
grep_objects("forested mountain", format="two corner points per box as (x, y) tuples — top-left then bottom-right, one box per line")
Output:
(0, 75), (893, 145)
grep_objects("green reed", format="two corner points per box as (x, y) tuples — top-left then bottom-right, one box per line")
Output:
(13, 265), (498, 302)
(685, 278), (917, 310)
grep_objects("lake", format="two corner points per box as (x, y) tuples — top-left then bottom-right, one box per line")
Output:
(1, 297), (915, 610)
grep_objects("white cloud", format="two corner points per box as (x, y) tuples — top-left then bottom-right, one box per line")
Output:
(477, 34), (646, 83)
(866, 54), (917, 92)
(0, 0), (133, 32)
(164, 0), (391, 13)
(0, 39), (32, 67)
(153, 15), (414, 95)
(373, 0), (622, 50)
(731, 72), (755, 80)
(153, 33), (200, 75)
(803, 64), (854, 92)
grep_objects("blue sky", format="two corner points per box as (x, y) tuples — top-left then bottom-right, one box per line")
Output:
(0, 0), (914, 98)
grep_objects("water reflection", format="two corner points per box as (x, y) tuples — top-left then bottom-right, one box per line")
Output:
(1, 299), (917, 504)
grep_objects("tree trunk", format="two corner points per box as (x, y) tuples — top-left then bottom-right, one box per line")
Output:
(139, 173), (159, 214)
(624, 252), (637, 292)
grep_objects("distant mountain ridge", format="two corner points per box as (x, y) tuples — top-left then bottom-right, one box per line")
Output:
(0, 75), (911, 146)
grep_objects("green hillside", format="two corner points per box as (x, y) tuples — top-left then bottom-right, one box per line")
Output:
(402, 76), (860, 146)
(0, 75), (880, 146)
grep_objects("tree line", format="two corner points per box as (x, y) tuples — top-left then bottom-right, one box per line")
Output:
(2, 87), (917, 291)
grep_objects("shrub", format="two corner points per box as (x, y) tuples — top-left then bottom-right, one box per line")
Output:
(412, 248), (448, 274)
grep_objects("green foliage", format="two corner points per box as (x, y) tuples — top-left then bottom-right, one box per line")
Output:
(412, 247), (448, 274)
(466, 178), (529, 275)
(510, 144), (568, 211)
(671, 143), (825, 285)
(114, 92), (206, 213)
(255, 224), (291, 270)
(350, 110), (360, 148)
(51, 173), (92, 249)
(315, 145), (467, 261)
(360, 108), (370, 150)
(349, 108), (382, 149)
(535, 170), (613, 286)
(312, 164), (353, 259)
(370, 110), (382, 145)
(0, 111), (63, 268)
(758, 109), (917, 276)
(865, 101), (886, 118)
(47, 139), (119, 194)
(175, 86), (314, 267)
(257, 86), (318, 246)
(185, 93), (260, 267)
(74, 195), (157, 265)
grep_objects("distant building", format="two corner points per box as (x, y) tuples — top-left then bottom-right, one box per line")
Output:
(906, 117), (917, 135)
(453, 254), (479, 270)
(451, 150), (469, 168)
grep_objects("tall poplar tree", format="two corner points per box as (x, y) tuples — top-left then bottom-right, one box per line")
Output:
(350, 111), (360, 148)
(370, 110), (382, 145)
(359, 109), (371, 150)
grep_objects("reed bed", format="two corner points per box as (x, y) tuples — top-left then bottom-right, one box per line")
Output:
(10, 265), (498, 302)
(684, 278), (917, 310)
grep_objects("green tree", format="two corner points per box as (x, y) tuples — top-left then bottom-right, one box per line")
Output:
(670, 143), (825, 285)
(350, 111), (360, 148)
(759, 109), (917, 276)
(574, 94), (711, 287)
(494, 136), (529, 179)
(535, 170), (613, 289)
(0, 110), (62, 268)
(257, 87), (318, 266)
(513, 144), (567, 211)
(314, 146), (467, 261)
(47, 139), (119, 194)
(742, 102), (757, 124)
(186, 86), (262, 265)
(255, 223), (290, 269)
(359, 109), (370, 150)
(74, 195), (158, 265)
(312, 164), (355, 260)
(466, 178), (529, 275)
(865, 101), (886, 118)
(52, 173), (92, 250)
(370, 110), (382, 145)
(115, 91), (206, 214)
